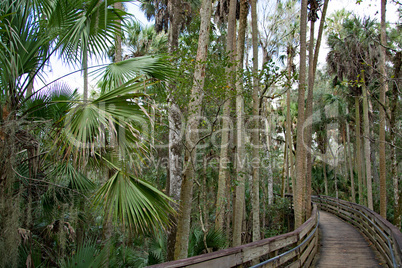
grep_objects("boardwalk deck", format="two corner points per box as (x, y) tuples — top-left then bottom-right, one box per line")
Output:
(314, 210), (384, 267)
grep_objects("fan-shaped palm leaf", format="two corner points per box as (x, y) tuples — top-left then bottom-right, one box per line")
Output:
(92, 170), (175, 234)
(96, 55), (174, 92)
(61, 240), (107, 268)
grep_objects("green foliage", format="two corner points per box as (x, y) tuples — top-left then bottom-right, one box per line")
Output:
(93, 170), (175, 234)
(61, 240), (107, 268)
(188, 227), (228, 257)
(262, 198), (292, 238)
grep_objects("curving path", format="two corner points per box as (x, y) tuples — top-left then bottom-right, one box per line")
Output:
(314, 210), (384, 267)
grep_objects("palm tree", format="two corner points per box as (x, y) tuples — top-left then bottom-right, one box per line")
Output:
(294, 0), (308, 228)
(0, 1), (175, 265)
(379, 0), (387, 218)
(124, 19), (168, 58)
(50, 0), (127, 101)
(173, 0), (212, 259)
(326, 16), (379, 206)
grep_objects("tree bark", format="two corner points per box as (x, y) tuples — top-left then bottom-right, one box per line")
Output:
(304, 0), (328, 218)
(294, 0), (308, 227)
(232, 0), (248, 245)
(355, 96), (363, 205)
(361, 70), (373, 210)
(391, 52), (401, 227)
(216, 0), (236, 242)
(251, 0), (261, 243)
(346, 106), (356, 203)
(216, 0), (237, 233)
(167, 0), (183, 260)
(286, 45), (294, 194)
(174, 0), (212, 259)
(83, 50), (88, 101)
(379, 0), (387, 218)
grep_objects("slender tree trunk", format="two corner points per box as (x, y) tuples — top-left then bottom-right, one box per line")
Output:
(216, 0), (237, 233)
(251, 0), (260, 243)
(323, 153), (328, 196)
(266, 105), (273, 204)
(346, 106), (356, 203)
(294, 0), (308, 227)
(286, 45), (294, 194)
(114, 2), (123, 63)
(167, 0), (183, 260)
(282, 132), (288, 197)
(174, 0), (212, 259)
(355, 96), (363, 205)
(304, 0), (329, 218)
(83, 50), (88, 101)
(361, 137), (366, 205)
(379, 0), (387, 218)
(391, 52), (401, 227)
(232, 0), (248, 244)
(304, 19), (315, 218)
(361, 70), (373, 210)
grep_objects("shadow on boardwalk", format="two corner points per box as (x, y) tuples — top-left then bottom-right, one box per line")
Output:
(313, 211), (385, 267)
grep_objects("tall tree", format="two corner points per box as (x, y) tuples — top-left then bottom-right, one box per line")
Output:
(216, 0), (236, 235)
(166, 0), (183, 260)
(304, 0), (329, 217)
(251, 0), (260, 243)
(361, 70), (373, 210)
(379, 0), (387, 218)
(174, 0), (212, 259)
(326, 16), (379, 205)
(391, 51), (401, 227)
(294, 0), (308, 227)
(233, 0), (248, 246)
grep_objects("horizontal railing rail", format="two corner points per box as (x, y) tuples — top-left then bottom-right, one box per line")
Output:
(250, 210), (319, 268)
(313, 195), (402, 268)
(148, 204), (319, 268)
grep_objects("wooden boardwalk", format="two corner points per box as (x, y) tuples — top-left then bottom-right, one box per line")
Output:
(314, 210), (384, 267)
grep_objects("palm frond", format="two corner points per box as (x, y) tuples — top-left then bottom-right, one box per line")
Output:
(61, 240), (107, 268)
(92, 170), (175, 234)
(56, 78), (151, 160)
(95, 55), (175, 92)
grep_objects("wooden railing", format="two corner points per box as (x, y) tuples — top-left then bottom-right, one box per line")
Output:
(148, 204), (319, 268)
(313, 195), (402, 268)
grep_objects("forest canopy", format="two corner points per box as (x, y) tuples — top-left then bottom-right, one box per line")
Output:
(0, 0), (401, 267)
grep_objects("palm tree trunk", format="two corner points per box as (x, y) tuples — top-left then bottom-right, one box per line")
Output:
(361, 70), (373, 210)
(232, 0), (248, 244)
(265, 104), (273, 204)
(114, 2), (123, 62)
(305, 17), (315, 219)
(323, 153), (328, 196)
(286, 45), (294, 194)
(379, 0), (387, 218)
(294, 0), (308, 227)
(217, 0), (236, 242)
(391, 52), (401, 227)
(282, 132), (288, 197)
(83, 50), (88, 101)
(174, 0), (212, 259)
(167, 0), (183, 260)
(305, 0), (329, 217)
(355, 96), (363, 205)
(251, 0), (261, 243)
(346, 106), (356, 203)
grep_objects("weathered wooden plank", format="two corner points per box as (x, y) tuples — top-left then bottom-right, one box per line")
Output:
(285, 259), (300, 268)
(313, 195), (402, 268)
(299, 234), (316, 265)
(261, 249), (298, 268)
(315, 211), (383, 268)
